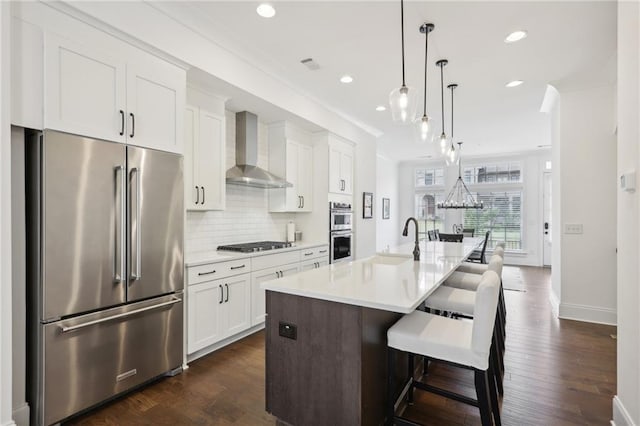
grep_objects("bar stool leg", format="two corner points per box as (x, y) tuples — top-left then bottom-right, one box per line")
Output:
(487, 355), (503, 426)
(474, 369), (494, 426)
(491, 338), (504, 396)
(407, 354), (415, 404)
(387, 347), (396, 426)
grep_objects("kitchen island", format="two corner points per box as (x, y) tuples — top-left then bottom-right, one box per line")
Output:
(262, 238), (481, 426)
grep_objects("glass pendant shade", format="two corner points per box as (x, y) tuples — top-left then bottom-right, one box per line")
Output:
(439, 133), (448, 154)
(415, 114), (432, 141)
(389, 85), (419, 123)
(445, 143), (459, 166)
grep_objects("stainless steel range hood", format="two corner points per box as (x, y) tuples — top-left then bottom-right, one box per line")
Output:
(226, 111), (292, 189)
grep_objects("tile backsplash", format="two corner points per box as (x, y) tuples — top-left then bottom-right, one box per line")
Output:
(185, 111), (296, 257)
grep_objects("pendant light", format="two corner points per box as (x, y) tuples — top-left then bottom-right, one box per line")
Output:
(436, 59), (449, 153)
(445, 83), (460, 166)
(389, 0), (419, 124)
(437, 142), (483, 209)
(415, 23), (434, 141)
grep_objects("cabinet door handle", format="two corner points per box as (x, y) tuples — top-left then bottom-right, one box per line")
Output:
(301, 196), (304, 208)
(197, 269), (216, 276)
(276, 271), (281, 278)
(219, 285), (223, 304)
(119, 110), (125, 136)
(315, 262), (319, 268)
(304, 252), (313, 257)
(201, 186), (205, 205)
(129, 113), (135, 138)
(195, 186), (200, 204)
(319, 250), (327, 254)
(230, 264), (246, 270)
(225, 284), (229, 302)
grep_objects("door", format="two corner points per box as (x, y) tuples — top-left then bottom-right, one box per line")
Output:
(543, 172), (552, 266)
(328, 146), (342, 193)
(127, 146), (184, 302)
(44, 33), (126, 143)
(126, 59), (185, 154)
(187, 281), (224, 353)
(340, 150), (354, 195)
(285, 140), (300, 210)
(197, 109), (225, 210)
(222, 274), (251, 337)
(298, 144), (313, 211)
(40, 131), (127, 320)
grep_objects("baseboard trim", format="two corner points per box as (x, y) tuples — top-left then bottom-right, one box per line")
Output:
(11, 403), (29, 426)
(186, 323), (265, 364)
(613, 395), (636, 426)
(549, 289), (560, 317)
(559, 302), (617, 325)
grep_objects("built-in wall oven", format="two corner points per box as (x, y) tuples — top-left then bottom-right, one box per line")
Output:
(329, 202), (353, 263)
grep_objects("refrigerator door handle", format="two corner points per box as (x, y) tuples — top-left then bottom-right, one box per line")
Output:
(59, 297), (181, 333)
(130, 167), (142, 281)
(114, 165), (126, 284)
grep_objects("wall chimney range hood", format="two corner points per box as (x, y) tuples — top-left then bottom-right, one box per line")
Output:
(226, 111), (292, 189)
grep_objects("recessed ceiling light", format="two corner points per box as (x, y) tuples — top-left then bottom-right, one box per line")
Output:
(506, 80), (524, 88)
(376, 105), (386, 112)
(505, 30), (528, 43)
(340, 75), (353, 84)
(256, 3), (276, 18)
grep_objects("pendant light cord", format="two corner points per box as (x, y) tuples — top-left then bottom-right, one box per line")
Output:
(400, 0), (406, 86)
(440, 63), (445, 133)
(450, 85), (454, 138)
(423, 26), (429, 115)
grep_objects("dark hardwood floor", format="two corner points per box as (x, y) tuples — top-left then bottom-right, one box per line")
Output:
(67, 266), (616, 425)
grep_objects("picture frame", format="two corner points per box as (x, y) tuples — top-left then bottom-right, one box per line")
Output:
(363, 192), (373, 219)
(382, 198), (390, 220)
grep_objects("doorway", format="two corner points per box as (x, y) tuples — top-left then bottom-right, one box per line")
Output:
(543, 172), (552, 266)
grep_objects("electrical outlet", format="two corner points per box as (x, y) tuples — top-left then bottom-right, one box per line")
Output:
(564, 224), (583, 234)
(279, 322), (297, 340)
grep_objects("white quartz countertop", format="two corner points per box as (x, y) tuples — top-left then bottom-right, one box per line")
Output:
(261, 238), (482, 314)
(185, 242), (329, 267)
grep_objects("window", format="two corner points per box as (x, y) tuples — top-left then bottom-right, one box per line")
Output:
(463, 162), (522, 184)
(415, 168), (444, 187)
(414, 192), (444, 237)
(464, 191), (522, 250)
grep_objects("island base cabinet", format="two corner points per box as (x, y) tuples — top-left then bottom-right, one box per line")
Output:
(265, 291), (407, 426)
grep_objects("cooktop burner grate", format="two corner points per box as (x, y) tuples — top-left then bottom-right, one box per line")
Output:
(217, 241), (293, 253)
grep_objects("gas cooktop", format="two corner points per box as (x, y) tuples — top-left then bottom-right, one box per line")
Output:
(217, 241), (293, 253)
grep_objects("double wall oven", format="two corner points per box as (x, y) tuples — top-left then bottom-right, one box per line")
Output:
(329, 202), (353, 263)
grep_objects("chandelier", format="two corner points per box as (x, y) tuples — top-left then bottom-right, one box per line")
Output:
(437, 142), (483, 209)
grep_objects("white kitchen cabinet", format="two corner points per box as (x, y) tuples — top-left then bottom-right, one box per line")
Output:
(328, 138), (354, 196)
(300, 244), (330, 271)
(268, 123), (313, 212)
(300, 258), (329, 271)
(250, 263), (300, 326)
(44, 32), (185, 154)
(187, 273), (251, 354)
(184, 104), (225, 210)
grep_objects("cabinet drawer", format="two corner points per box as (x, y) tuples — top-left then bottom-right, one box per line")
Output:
(252, 251), (300, 271)
(187, 258), (251, 285)
(299, 245), (329, 261)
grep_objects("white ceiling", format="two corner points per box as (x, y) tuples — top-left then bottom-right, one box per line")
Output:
(171, 1), (616, 161)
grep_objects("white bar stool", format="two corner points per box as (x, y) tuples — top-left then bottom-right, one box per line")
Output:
(457, 246), (504, 274)
(386, 271), (502, 426)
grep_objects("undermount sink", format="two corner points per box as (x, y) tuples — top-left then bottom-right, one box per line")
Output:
(364, 254), (413, 266)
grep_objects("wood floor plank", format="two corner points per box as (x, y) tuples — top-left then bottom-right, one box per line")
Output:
(66, 266), (616, 425)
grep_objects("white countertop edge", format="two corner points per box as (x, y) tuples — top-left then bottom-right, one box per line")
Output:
(185, 242), (329, 267)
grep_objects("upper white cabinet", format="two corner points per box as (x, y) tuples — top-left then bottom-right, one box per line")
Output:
(328, 136), (354, 196)
(44, 32), (185, 153)
(184, 93), (226, 211)
(268, 123), (313, 212)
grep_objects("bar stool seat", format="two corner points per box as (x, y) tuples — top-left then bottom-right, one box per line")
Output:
(424, 286), (474, 316)
(447, 255), (503, 291)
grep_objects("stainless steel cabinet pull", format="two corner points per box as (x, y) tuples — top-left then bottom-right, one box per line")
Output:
(129, 113), (135, 138)
(219, 285), (223, 304)
(195, 186), (200, 204)
(197, 270), (216, 276)
(60, 297), (181, 333)
(230, 265), (246, 270)
(119, 110), (125, 136)
(130, 167), (142, 281)
(276, 271), (280, 278)
(319, 250), (327, 254)
(114, 165), (125, 284)
(315, 262), (319, 268)
(201, 186), (205, 205)
(225, 284), (229, 302)
(301, 196), (304, 208)
(304, 252), (313, 256)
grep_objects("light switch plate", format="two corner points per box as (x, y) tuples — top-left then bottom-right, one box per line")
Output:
(564, 223), (583, 234)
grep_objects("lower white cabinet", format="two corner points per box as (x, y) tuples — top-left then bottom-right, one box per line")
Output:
(187, 273), (251, 354)
(250, 263), (300, 326)
(301, 258), (329, 271)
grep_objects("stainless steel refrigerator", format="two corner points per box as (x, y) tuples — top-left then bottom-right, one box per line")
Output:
(26, 130), (184, 426)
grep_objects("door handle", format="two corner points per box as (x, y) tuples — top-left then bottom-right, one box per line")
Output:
(544, 222), (549, 230)
(201, 186), (205, 205)
(114, 165), (126, 284)
(129, 113), (135, 138)
(225, 284), (229, 303)
(197, 269), (216, 276)
(195, 186), (200, 204)
(130, 167), (142, 281)
(301, 196), (304, 208)
(230, 265), (246, 270)
(219, 285), (223, 304)
(60, 297), (181, 333)
(119, 110), (125, 136)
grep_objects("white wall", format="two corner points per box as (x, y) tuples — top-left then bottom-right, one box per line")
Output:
(353, 137), (377, 259)
(397, 150), (550, 266)
(614, 1), (639, 424)
(376, 155), (400, 251)
(1, 2), (15, 425)
(555, 84), (617, 326)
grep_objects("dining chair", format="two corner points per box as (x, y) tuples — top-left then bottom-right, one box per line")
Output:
(462, 228), (475, 237)
(439, 233), (464, 242)
(467, 231), (490, 263)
